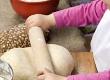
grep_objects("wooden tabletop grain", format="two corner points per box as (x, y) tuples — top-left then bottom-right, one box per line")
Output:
(71, 52), (97, 74)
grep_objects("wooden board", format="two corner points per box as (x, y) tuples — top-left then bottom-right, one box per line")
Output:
(71, 52), (97, 74)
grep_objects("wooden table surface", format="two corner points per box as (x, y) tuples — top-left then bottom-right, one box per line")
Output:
(71, 52), (97, 74)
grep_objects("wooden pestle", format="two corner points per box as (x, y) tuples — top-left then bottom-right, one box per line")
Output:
(28, 27), (54, 75)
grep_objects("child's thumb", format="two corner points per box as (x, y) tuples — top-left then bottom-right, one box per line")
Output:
(37, 75), (45, 80)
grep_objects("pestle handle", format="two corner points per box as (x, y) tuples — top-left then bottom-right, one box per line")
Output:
(28, 27), (54, 74)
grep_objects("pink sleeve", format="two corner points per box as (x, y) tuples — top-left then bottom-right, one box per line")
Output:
(53, 0), (107, 28)
(67, 71), (110, 80)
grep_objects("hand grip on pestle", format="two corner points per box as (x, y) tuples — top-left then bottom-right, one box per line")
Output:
(28, 27), (54, 75)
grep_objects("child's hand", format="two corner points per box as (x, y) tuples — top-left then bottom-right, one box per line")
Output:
(37, 69), (67, 80)
(25, 14), (56, 32)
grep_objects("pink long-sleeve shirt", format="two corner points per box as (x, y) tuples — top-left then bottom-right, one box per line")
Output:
(53, 0), (108, 80)
(67, 70), (110, 80)
(53, 0), (107, 28)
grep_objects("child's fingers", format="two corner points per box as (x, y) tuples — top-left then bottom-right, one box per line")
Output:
(25, 16), (34, 26)
(25, 20), (31, 27)
(27, 22), (35, 27)
(37, 70), (45, 76)
(25, 19), (33, 27)
(25, 21), (36, 31)
(37, 70), (48, 80)
(25, 17), (31, 24)
(37, 68), (52, 76)
(37, 75), (45, 80)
